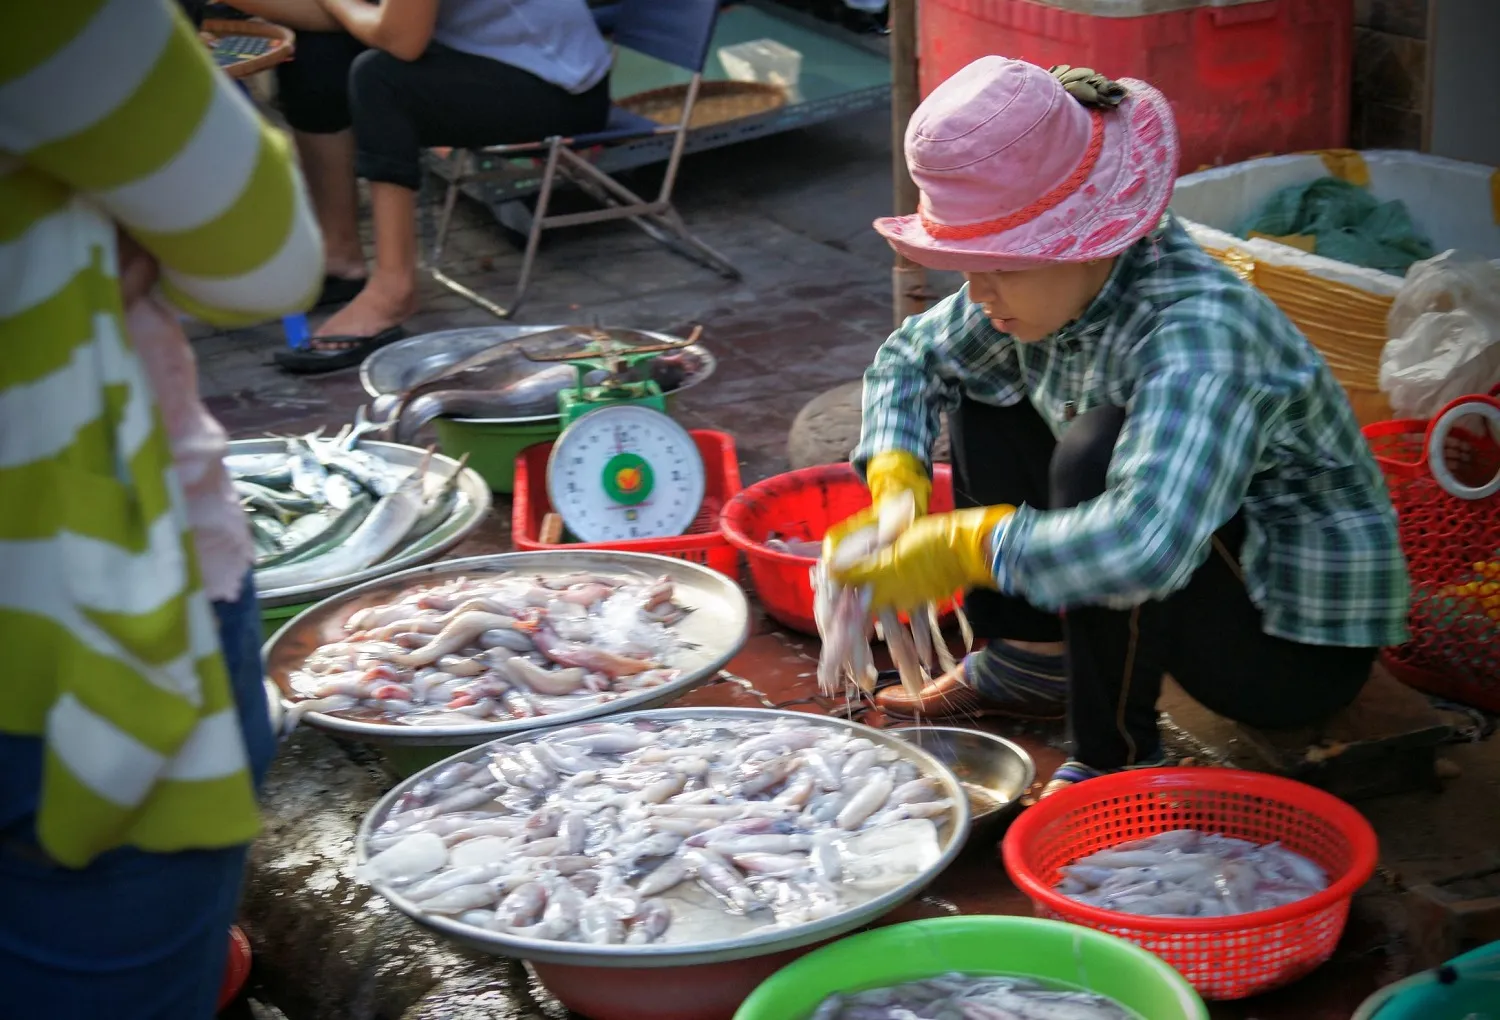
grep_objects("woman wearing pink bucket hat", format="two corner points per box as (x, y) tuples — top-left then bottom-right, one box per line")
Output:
(827, 57), (1410, 798)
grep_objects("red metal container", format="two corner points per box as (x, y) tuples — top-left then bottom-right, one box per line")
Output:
(719, 462), (956, 635)
(512, 430), (742, 579)
(918, 0), (1352, 174)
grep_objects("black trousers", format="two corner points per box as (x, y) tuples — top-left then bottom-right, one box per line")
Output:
(949, 396), (1376, 768)
(275, 33), (611, 190)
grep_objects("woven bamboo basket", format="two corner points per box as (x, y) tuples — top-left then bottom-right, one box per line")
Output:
(618, 80), (787, 131)
(1198, 242), (1396, 426)
(202, 19), (295, 80)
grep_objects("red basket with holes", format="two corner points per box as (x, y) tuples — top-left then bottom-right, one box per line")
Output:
(511, 430), (742, 578)
(1002, 768), (1378, 1001)
(1362, 388), (1500, 711)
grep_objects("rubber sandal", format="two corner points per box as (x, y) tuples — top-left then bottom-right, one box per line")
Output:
(274, 325), (405, 375)
(316, 273), (367, 308)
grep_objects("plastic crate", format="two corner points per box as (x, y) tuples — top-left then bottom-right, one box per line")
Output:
(918, 0), (1352, 175)
(511, 429), (742, 578)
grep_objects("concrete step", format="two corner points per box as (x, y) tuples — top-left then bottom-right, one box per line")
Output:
(1159, 663), (1453, 801)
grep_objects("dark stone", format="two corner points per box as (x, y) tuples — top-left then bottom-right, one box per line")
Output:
(786, 381), (950, 471)
(239, 731), (561, 1020)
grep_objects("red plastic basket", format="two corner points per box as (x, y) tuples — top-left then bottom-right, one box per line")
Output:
(1001, 768), (1378, 1001)
(511, 429), (742, 578)
(217, 924), (252, 1011)
(719, 462), (955, 635)
(1362, 389), (1500, 712)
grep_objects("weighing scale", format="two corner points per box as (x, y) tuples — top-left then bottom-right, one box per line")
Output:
(524, 327), (707, 544)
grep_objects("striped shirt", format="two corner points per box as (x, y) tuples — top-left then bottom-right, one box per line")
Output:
(0, 0), (322, 867)
(853, 215), (1411, 649)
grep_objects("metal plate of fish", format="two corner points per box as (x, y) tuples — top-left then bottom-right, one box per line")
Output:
(263, 552), (750, 745)
(353, 707), (971, 967)
(359, 326), (718, 425)
(233, 438), (492, 608)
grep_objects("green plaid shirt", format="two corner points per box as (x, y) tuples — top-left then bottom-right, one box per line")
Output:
(854, 215), (1410, 648)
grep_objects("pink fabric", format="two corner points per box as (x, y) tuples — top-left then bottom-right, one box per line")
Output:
(126, 295), (253, 603)
(874, 57), (1180, 272)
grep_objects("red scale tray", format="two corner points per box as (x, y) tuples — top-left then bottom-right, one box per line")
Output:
(511, 429), (742, 579)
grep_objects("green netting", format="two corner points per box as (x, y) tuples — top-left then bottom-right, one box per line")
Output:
(1239, 176), (1436, 275)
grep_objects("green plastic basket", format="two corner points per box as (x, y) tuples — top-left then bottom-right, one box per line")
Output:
(259, 601), (309, 641)
(733, 916), (1208, 1020)
(433, 417), (562, 494)
(432, 393), (687, 494)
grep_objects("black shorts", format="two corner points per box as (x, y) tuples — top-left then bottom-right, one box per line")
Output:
(274, 34), (611, 189)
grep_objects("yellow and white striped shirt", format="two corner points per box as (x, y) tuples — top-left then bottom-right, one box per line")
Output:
(0, 0), (322, 867)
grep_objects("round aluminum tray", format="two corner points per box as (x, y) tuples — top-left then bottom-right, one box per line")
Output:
(359, 326), (718, 426)
(234, 438), (492, 608)
(264, 551), (750, 746)
(355, 707), (972, 967)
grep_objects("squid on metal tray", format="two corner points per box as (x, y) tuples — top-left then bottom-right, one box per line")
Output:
(812, 491), (972, 699)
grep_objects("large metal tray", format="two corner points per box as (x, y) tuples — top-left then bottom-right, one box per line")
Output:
(264, 551), (750, 746)
(234, 438), (492, 608)
(359, 326), (717, 426)
(354, 707), (972, 967)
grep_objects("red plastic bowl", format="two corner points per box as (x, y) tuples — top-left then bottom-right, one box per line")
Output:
(217, 925), (252, 1011)
(719, 463), (955, 634)
(1001, 768), (1379, 1001)
(529, 941), (828, 1020)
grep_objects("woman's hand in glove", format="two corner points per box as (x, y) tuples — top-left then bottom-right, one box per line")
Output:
(830, 505), (1016, 611)
(822, 450), (932, 558)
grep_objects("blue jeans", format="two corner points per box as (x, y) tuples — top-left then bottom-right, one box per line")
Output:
(0, 572), (275, 1019)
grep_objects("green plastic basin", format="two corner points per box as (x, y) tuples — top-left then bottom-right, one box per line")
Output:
(432, 394), (685, 494)
(433, 417), (562, 494)
(260, 601), (309, 642)
(733, 916), (1208, 1020)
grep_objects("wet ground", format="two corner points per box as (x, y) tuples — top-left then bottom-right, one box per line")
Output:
(202, 103), (1496, 1019)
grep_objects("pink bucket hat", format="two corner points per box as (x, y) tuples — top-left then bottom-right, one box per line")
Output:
(875, 57), (1179, 272)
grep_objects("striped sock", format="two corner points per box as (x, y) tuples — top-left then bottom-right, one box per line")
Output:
(965, 642), (1067, 702)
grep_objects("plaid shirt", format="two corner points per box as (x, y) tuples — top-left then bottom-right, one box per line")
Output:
(853, 215), (1410, 648)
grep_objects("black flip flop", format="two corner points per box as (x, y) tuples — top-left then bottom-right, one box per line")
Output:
(316, 273), (367, 308)
(274, 325), (406, 375)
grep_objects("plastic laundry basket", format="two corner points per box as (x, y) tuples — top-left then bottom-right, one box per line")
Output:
(1363, 389), (1500, 711)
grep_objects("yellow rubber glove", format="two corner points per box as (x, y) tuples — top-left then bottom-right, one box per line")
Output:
(831, 505), (1016, 612)
(823, 450), (933, 557)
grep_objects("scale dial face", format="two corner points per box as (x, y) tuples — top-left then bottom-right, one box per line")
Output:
(546, 405), (706, 543)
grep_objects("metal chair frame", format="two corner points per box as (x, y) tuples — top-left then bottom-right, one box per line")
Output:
(427, 2), (740, 319)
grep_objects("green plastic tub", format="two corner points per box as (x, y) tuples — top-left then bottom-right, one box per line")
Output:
(260, 602), (308, 641)
(434, 392), (689, 494)
(733, 916), (1208, 1020)
(433, 416), (562, 494)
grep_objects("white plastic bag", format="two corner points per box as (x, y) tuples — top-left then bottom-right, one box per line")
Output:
(1379, 250), (1500, 419)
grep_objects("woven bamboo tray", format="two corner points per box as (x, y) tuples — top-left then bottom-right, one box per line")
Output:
(202, 19), (295, 80)
(618, 80), (787, 130)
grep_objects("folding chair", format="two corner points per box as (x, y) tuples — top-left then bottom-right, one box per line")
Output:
(427, 0), (741, 319)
